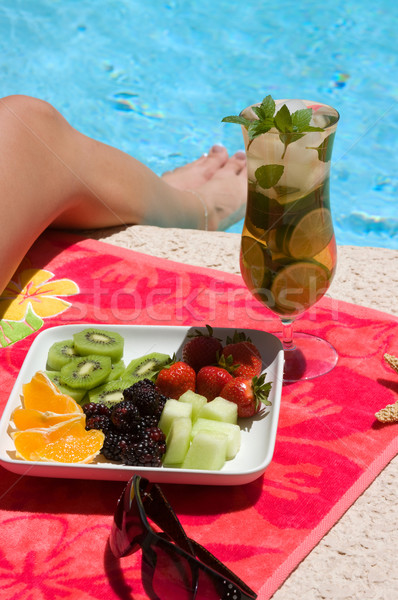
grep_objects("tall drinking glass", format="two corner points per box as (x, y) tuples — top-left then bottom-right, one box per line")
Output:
(239, 99), (340, 382)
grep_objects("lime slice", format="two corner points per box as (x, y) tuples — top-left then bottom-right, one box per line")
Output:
(313, 241), (336, 272)
(240, 236), (271, 290)
(272, 185), (302, 205)
(270, 261), (330, 316)
(286, 208), (333, 259)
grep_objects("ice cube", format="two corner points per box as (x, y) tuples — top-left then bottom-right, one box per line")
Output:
(310, 111), (329, 128)
(274, 99), (308, 114)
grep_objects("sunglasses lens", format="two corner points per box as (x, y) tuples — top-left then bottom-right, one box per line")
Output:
(142, 539), (194, 600)
(196, 567), (243, 600)
(143, 537), (240, 600)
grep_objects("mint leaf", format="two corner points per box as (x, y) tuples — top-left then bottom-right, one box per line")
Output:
(221, 115), (252, 126)
(251, 106), (267, 119)
(255, 164), (284, 189)
(302, 125), (325, 132)
(261, 95), (276, 117)
(291, 110), (323, 132)
(247, 118), (274, 139)
(279, 131), (304, 158)
(291, 108), (312, 130)
(274, 185), (300, 197)
(306, 132), (336, 162)
(274, 104), (292, 133)
(279, 131), (305, 145)
(222, 94), (326, 157)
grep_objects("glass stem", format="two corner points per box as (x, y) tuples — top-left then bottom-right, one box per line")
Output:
(281, 318), (296, 351)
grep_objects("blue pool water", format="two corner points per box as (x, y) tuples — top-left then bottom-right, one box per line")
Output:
(0, 0), (397, 249)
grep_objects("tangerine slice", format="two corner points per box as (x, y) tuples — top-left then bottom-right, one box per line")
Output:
(12, 420), (105, 463)
(12, 407), (85, 431)
(22, 371), (83, 414)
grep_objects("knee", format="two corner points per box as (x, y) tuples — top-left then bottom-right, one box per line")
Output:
(0, 94), (57, 117)
(0, 95), (64, 138)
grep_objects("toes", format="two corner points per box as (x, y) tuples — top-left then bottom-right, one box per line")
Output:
(188, 144), (229, 182)
(205, 144), (229, 167)
(220, 151), (247, 175)
(234, 150), (246, 160)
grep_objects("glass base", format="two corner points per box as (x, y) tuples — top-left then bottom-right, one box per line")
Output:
(276, 331), (338, 383)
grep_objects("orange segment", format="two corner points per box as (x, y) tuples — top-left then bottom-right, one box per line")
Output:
(12, 420), (105, 463)
(12, 408), (85, 431)
(12, 429), (49, 461)
(22, 371), (83, 414)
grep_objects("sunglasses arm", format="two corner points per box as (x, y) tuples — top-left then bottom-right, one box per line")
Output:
(188, 537), (257, 600)
(144, 483), (197, 557)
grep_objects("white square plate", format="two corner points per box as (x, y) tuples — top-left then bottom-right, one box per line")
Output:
(0, 324), (284, 485)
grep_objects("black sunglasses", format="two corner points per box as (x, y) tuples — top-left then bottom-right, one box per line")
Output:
(110, 475), (257, 600)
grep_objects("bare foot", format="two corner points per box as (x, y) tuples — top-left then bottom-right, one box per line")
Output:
(197, 151), (247, 230)
(161, 144), (230, 190)
(162, 145), (247, 230)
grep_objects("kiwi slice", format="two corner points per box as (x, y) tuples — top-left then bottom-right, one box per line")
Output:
(46, 371), (87, 404)
(105, 359), (126, 383)
(73, 328), (124, 363)
(60, 354), (112, 390)
(88, 379), (132, 407)
(47, 340), (79, 371)
(122, 352), (171, 382)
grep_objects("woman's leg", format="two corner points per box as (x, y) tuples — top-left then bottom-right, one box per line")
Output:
(0, 95), (246, 295)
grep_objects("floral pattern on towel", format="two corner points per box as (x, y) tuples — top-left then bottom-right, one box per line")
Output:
(0, 257), (79, 346)
(0, 231), (397, 600)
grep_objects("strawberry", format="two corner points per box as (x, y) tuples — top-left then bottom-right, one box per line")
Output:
(155, 361), (196, 399)
(182, 325), (223, 372)
(220, 331), (262, 379)
(219, 374), (272, 418)
(196, 365), (233, 401)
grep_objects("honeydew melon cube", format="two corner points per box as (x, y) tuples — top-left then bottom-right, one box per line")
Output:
(158, 399), (192, 436)
(163, 417), (192, 466)
(178, 390), (207, 422)
(191, 418), (241, 460)
(198, 397), (238, 425)
(182, 430), (227, 471)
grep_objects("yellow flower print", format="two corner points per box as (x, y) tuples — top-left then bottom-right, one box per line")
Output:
(0, 268), (79, 321)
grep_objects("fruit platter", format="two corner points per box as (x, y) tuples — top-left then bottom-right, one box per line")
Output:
(0, 324), (284, 485)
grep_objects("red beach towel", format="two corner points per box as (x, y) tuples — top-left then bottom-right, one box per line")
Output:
(0, 231), (397, 599)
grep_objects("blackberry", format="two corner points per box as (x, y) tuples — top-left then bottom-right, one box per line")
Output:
(141, 415), (159, 429)
(144, 427), (166, 456)
(101, 430), (133, 462)
(123, 379), (168, 417)
(85, 414), (113, 433)
(145, 426), (166, 444)
(83, 402), (112, 419)
(111, 400), (140, 431)
(141, 427), (167, 457)
(128, 418), (148, 438)
(154, 395), (167, 419)
(122, 440), (163, 467)
(97, 379), (168, 468)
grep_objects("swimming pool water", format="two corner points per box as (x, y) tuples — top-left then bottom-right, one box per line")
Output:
(0, 0), (397, 249)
